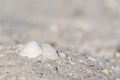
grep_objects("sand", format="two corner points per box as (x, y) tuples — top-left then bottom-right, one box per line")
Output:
(0, 0), (120, 80)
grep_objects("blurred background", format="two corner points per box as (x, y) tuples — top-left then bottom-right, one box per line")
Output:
(0, 0), (120, 58)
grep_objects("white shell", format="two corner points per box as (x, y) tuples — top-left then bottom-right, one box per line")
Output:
(41, 44), (58, 60)
(20, 41), (42, 58)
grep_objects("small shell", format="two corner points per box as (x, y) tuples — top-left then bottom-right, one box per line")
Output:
(41, 44), (58, 60)
(20, 41), (42, 58)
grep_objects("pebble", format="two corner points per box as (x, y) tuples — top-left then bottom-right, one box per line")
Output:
(103, 69), (109, 75)
(20, 41), (42, 58)
(58, 52), (66, 59)
(87, 57), (96, 62)
(41, 44), (58, 60)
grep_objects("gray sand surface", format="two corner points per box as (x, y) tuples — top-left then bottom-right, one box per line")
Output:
(0, 0), (120, 80)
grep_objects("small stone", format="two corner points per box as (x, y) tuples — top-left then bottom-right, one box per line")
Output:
(20, 41), (42, 58)
(56, 60), (62, 64)
(78, 59), (86, 64)
(88, 64), (94, 68)
(58, 52), (66, 59)
(41, 44), (58, 60)
(103, 69), (109, 75)
(87, 57), (96, 62)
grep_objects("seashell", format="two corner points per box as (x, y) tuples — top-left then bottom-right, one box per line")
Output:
(41, 44), (58, 60)
(20, 41), (42, 58)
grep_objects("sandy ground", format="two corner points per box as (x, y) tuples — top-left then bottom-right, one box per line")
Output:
(0, 0), (120, 80)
